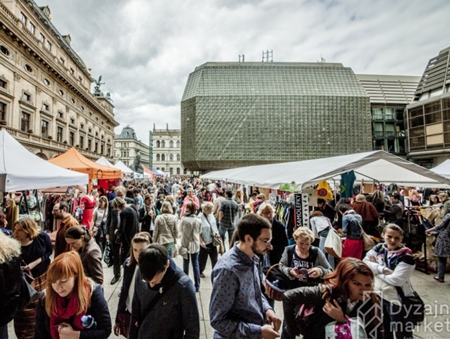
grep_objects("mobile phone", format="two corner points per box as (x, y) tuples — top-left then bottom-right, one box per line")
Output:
(294, 268), (309, 277)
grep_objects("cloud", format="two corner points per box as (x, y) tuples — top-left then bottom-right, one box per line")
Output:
(41, 0), (450, 144)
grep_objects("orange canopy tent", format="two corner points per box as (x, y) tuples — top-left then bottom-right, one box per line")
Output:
(142, 164), (156, 180)
(48, 147), (122, 180)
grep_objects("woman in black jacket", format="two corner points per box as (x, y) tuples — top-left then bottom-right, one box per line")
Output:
(283, 258), (383, 339)
(0, 231), (22, 339)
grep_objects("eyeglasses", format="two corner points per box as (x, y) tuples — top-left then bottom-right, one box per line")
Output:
(257, 237), (272, 245)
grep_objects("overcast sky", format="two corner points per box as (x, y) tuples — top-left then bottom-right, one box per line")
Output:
(41, 0), (450, 145)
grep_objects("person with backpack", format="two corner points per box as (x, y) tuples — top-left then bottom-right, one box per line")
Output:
(283, 258), (383, 339)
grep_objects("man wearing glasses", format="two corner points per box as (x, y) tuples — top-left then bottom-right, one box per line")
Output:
(210, 214), (281, 339)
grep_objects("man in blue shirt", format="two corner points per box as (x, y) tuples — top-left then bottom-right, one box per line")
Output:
(210, 214), (281, 339)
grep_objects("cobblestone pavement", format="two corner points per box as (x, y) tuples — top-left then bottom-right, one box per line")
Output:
(8, 256), (450, 338)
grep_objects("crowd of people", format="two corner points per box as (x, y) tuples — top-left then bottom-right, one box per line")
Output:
(0, 178), (449, 339)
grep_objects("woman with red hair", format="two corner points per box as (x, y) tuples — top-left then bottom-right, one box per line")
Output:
(282, 258), (383, 339)
(35, 251), (111, 339)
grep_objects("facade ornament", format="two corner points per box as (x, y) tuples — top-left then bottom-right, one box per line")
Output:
(14, 73), (21, 81)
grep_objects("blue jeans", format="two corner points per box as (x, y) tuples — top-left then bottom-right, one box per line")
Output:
(219, 225), (235, 248)
(438, 256), (447, 280)
(0, 324), (7, 339)
(183, 252), (200, 291)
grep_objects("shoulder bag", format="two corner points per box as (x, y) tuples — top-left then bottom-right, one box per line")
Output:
(18, 270), (38, 312)
(356, 220), (376, 251)
(395, 286), (424, 326)
(129, 271), (184, 338)
(205, 215), (223, 248)
(324, 228), (342, 258)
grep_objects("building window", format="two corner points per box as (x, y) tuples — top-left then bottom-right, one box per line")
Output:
(79, 135), (84, 148)
(59, 57), (65, 65)
(39, 33), (45, 43)
(95, 131), (98, 137)
(0, 78), (6, 89)
(88, 139), (92, 150)
(79, 76), (83, 84)
(70, 118), (75, 124)
(177, 153), (180, 161)
(156, 140), (160, 148)
(169, 140), (174, 148)
(177, 167), (180, 174)
(0, 45), (9, 56)
(80, 123), (84, 130)
(107, 147), (111, 157)
(80, 105), (84, 111)
(57, 126), (63, 142)
(100, 144), (104, 154)
(21, 112), (30, 131)
(24, 64), (33, 73)
(41, 120), (49, 137)
(23, 92), (31, 101)
(69, 131), (74, 146)
(176, 140), (180, 148)
(88, 128), (92, 133)
(94, 142), (98, 153)
(169, 154), (174, 161)
(161, 140), (165, 148)
(161, 167), (165, 172)
(43, 78), (50, 86)
(70, 68), (75, 75)
(161, 154), (165, 161)
(58, 111), (64, 119)
(184, 168), (187, 175)
(28, 22), (35, 34)
(42, 103), (49, 111)
(0, 102), (6, 120)
(170, 167), (173, 175)
(20, 12), (27, 25)
(156, 154), (160, 161)
(58, 89), (64, 96)
(45, 40), (52, 51)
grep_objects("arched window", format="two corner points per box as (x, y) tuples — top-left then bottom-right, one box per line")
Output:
(156, 154), (160, 161)
(176, 140), (180, 148)
(169, 140), (174, 148)
(170, 167), (173, 175)
(176, 153), (180, 161)
(161, 140), (165, 148)
(184, 168), (187, 175)
(156, 167), (160, 170)
(162, 167), (165, 171)
(156, 140), (160, 148)
(169, 154), (174, 161)
(161, 154), (165, 161)
(177, 168), (180, 174)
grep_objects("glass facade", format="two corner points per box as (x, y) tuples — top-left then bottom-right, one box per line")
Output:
(181, 62), (372, 171)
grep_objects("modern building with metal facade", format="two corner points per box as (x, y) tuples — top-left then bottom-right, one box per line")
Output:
(406, 46), (450, 167)
(181, 62), (372, 172)
(356, 74), (420, 156)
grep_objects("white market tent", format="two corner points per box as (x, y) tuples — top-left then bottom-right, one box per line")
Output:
(114, 160), (134, 174)
(201, 150), (450, 189)
(114, 160), (151, 179)
(95, 156), (115, 168)
(0, 130), (88, 191)
(430, 159), (450, 178)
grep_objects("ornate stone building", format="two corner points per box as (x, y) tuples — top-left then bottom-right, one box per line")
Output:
(0, 0), (118, 161)
(150, 124), (192, 176)
(114, 125), (149, 169)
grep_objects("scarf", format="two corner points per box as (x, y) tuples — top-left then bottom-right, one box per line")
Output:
(50, 283), (90, 339)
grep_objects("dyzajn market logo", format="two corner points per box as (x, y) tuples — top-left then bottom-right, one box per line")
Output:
(357, 291), (450, 338)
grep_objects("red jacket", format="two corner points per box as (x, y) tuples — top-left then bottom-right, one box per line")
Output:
(350, 201), (380, 222)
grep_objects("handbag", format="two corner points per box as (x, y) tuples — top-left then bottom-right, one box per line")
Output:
(324, 316), (368, 339)
(117, 310), (131, 338)
(104, 240), (113, 267)
(395, 286), (425, 326)
(356, 221), (375, 251)
(18, 270), (38, 311)
(324, 228), (342, 258)
(262, 263), (290, 301)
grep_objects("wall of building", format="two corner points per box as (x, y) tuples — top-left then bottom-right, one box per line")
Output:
(0, 0), (118, 160)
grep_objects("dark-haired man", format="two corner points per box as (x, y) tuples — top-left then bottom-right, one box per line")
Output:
(129, 244), (199, 339)
(210, 214), (281, 339)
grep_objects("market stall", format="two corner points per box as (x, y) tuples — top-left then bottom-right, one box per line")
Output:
(430, 159), (450, 178)
(48, 147), (121, 191)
